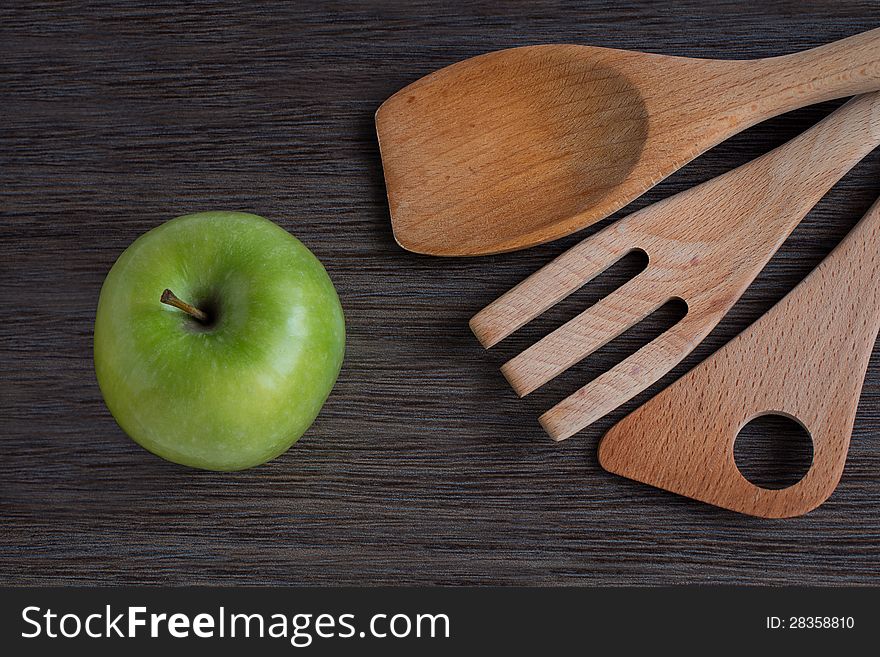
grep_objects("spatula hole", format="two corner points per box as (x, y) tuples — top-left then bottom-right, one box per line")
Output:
(734, 414), (813, 490)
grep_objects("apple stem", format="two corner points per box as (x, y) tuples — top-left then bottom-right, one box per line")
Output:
(160, 289), (209, 323)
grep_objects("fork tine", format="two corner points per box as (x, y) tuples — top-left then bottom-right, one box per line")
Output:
(500, 273), (665, 396)
(538, 314), (704, 441)
(469, 234), (635, 348)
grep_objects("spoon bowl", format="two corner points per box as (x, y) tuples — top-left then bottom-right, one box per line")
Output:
(377, 30), (880, 256)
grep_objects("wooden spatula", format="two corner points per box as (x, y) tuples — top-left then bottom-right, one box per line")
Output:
(598, 195), (880, 518)
(376, 29), (880, 256)
(470, 91), (880, 441)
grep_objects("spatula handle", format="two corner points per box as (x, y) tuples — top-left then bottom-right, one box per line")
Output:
(755, 27), (880, 115)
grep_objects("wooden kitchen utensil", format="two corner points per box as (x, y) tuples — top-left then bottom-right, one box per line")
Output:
(598, 195), (880, 518)
(470, 91), (880, 442)
(376, 29), (880, 256)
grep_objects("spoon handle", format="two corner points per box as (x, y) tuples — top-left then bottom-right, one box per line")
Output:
(750, 27), (880, 118)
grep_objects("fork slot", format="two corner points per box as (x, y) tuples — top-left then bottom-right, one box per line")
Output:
(539, 311), (701, 442)
(469, 239), (638, 348)
(501, 274), (665, 396)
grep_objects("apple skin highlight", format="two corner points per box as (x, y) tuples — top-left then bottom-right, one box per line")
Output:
(94, 211), (345, 471)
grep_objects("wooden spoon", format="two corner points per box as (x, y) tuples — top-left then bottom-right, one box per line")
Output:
(376, 29), (880, 256)
(598, 196), (880, 518)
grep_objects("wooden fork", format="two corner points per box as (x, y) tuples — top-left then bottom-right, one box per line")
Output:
(470, 91), (880, 442)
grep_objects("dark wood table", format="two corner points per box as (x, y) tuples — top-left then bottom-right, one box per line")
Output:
(3, 1), (879, 586)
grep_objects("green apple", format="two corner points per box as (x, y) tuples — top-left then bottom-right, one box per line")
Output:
(94, 211), (345, 471)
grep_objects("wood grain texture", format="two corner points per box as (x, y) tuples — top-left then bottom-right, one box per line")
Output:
(1, 0), (880, 586)
(600, 196), (880, 517)
(472, 92), (880, 441)
(377, 28), (880, 256)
